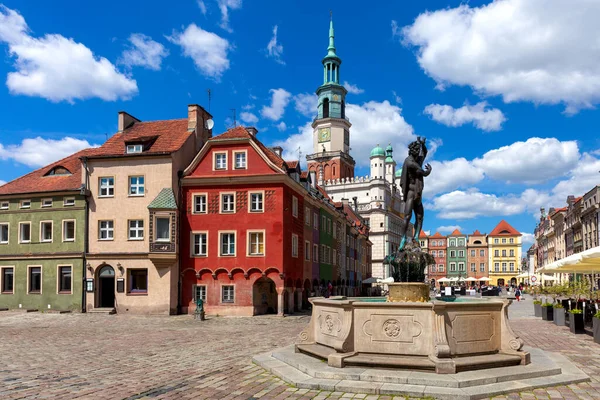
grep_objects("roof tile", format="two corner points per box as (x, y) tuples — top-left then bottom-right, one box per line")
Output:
(489, 220), (521, 236)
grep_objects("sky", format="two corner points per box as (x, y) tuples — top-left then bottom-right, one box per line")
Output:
(1, 0), (600, 248)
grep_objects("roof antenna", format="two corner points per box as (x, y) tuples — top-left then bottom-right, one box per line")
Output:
(297, 146), (302, 161)
(230, 108), (237, 127)
(207, 89), (212, 112)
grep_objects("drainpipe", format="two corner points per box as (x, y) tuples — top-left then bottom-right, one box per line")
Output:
(81, 156), (89, 313)
(177, 170), (184, 315)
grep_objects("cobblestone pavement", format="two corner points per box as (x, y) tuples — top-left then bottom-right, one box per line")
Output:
(1, 298), (600, 400)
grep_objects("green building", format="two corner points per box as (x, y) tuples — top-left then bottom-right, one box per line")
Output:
(0, 150), (90, 312)
(319, 207), (335, 283)
(446, 229), (467, 279)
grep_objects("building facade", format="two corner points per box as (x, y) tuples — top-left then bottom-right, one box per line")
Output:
(582, 186), (600, 251)
(428, 232), (447, 285)
(488, 220), (522, 286)
(446, 229), (467, 279)
(467, 230), (488, 280)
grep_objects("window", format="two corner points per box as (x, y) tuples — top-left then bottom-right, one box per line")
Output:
(502, 238), (506, 244)
(128, 269), (148, 293)
(305, 207), (311, 225)
(494, 238), (499, 244)
(292, 234), (298, 258)
(220, 232), (236, 256)
(0, 223), (8, 244)
(509, 238), (514, 244)
(458, 250), (464, 258)
(459, 240), (464, 246)
(193, 194), (207, 214)
(0, 201), (8, 209)
(248, 231), (265, 256)
(450, 263), (456, 272)
(305, 241), (311, 261)
(233, 151), (247, 169)
(430, 265), (437, 273)
(480, 263), (485, 272)
(470, 263), (476, 272)
(221, 193), (235, 213)
(222, 285), (234, 303)
(58, 266), (72, 293)
(63, 197), (75, 207)
(19, 222), (30, 243)
(99, 177), (114, 197)
(509, 262), (515, 271)
(63, 220), (75, 242)
(479, 249), (485, 257)
(42, 198), (53, 208)
(129, 176), (145, 196)
(20, 200), (31, 209)
(126, 144), (143, 153)
(292, 196), (298, 218)
(502, 250), (507, 257)
(214, 152), (227, 170)
(450, 250), (456, 258)
(313, 213), (318, 229)
(494, 262), (500, 272)
(249, 192), (263, 212)
(431, 250), (437, 257)
(449, 240), (455, 247)
(459, 262), (465, 271)
(156, 217), (170, 242)
(99, 220), (114, 240)
(1, 267), (14, 293)
(313, 244), (318, 262)
(438, 264), (444, 272)
(193, 285), (206, 302)
(470, 250), (475, 257)
(192, 232), (208, 256)
(494, 250), (499, 257)
(128, 220), (144, 240)
(439, 251), (444, 257)
(510, 249), (515, 257)
(29, 267), (41, 293)
(40, 221), (53, 242)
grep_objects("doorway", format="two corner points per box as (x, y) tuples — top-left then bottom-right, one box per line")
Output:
(98, 265), (115, 308)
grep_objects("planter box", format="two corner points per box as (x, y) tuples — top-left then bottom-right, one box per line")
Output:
(542, 305), (554, 321)
(569, 313), (585, 334)
(594, 317), (600, 344)
(554, 308), (566, 326)
(534, 303), (542, 317)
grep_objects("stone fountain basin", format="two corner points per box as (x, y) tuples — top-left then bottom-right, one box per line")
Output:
(297, 296), (529, 374)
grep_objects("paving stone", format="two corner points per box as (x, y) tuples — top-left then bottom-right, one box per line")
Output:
(335, 380), (382, 394)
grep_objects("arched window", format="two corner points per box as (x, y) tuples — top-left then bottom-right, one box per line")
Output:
(323, 98), (330, 118)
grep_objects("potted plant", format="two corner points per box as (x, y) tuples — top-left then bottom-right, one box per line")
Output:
(569, 308), (585, 333)
(553, 303), (566, 326)
(541, 302), (554, 321)
(593, 310), (600, 344)
(533, 300), (543, 317)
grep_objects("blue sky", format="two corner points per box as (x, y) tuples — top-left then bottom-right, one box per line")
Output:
(1, 0), (600, 246)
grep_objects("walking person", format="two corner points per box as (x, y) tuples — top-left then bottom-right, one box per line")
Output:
(515, 287), (521, 302)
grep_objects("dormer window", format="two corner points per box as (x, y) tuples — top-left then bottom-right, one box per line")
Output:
(126, 144), (143, 154)
(45, 166), (71, 176)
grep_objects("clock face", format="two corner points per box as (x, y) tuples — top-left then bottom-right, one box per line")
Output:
(318, 127), (331, 143)
(333, 94), (340, 101)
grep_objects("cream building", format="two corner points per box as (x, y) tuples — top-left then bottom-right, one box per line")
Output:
(84, 105), (212, 314)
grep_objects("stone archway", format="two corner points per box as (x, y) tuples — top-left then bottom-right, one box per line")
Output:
(97, 265), (115, 308)
(497, 278), (505, 287)
(253, 277), (277, 315)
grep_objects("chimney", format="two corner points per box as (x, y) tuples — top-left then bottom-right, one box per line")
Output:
(309, 171), (317, 189)
(246, 126), (258, 136)
(567, 195), (575, 206)
(188, 104), (213, 150)
(270, 146), (283, 157)
(341, 198), (350, 206)
(118, 111), (140, 132)
(352, 196), (358, 211)
(549, 207), (555, 215)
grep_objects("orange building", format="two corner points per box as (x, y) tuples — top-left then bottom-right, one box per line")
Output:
(428, 232), (446, 286)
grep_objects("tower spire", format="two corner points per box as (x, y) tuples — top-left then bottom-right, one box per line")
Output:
(328, 11), (336, 57)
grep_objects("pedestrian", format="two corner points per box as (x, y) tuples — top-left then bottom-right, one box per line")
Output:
(515, 287), (521, 302)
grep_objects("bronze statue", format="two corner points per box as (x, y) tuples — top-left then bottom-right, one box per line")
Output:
(398, 136), (431, 250)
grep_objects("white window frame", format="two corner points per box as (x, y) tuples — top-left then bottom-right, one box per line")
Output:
(479, 249), (485, 257)
(99, 220), (114, 241)
(494, 262), (500, 272)
(292, 234), (299, 258)
(63, 197), (75, 207)
(99, 177), (115, 198)
(126, 144), (143, 154)
(470, 250), (475, 257)
(502, 238), (507, 244)
(62, 219), (76, 242)
(509, 238), (514, 244)
(480, 263), (485, 272)
(213, 151), (228, 170)
(128, 219), (144, 241)
(192, 193), (208, 214)
(247, 230), (265, 256)
(193, 284), (207, 302)
(219, 231), (236, 257)
(40, 220), (53, 243)
(18, 222), (30, 244)
(129, 175), (145, 197)
(438, 264), (444, 272)
(494, 238), (499, 244)
(0, 223), (8, 244)
(20, 199), (31, 209)
(249, 191), (264, 213)
(450, 262), (456, 272)
(458, 262), (465, 271)
(305, 240), (311, 261)
(155, 215), (171, 242)
(220, 192), (236, 214)
(191, 231), (208, 257)
(292, 196), (298, 218)
(221, 285), (235, 303)
(470, 263), (476, 272)
(233, 150), (247, 169)
(0, 201), (8, 210)
(41, 198), (53, 208)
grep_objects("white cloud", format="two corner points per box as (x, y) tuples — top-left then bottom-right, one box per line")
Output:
(294, 93), (318, 117)
(239, 112), (258, 124)
(473, 137), (579, 184)
(266, 25), (284, 65)
(437, 225), (463, 234)
(275, 121), (287, 132)
(521, 232), (535, 246)
(197, 0), (207, 14)
(242, 104), (255, 110)
(119, 33), (168, 71)
(343, 81), (364, 94)
(392, 90), (402, 105)
(391, 20), (400, 38)
(0, 5), (137, 102)
(429, 189), (525, 220)
(424, 102), (506, 131)
(552, 152), (600, 200)
(0, 137), (97, 168)
(217, 0), (242, 32)
(402, 0), (600, 114)
(168, 24), (230, 80)
(260, 88), (291, 121)
(0, 180), (6, 186)
(425, 158), (484, 197)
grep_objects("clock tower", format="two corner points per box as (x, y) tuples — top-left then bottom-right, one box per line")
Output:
(306, 14), (355, 182)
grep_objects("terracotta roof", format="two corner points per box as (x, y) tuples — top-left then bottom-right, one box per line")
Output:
(575, 196), (582, 203)
(430, 232), (445, 238)
(87, 119), (191, 158)
(471, 230), (484, 236)
(0, 149), (92, 196)
(419, 230), (427, 238)
(300, 171), (309, 179)
(449, 228), (463, 236)
(286, 160), (299, 169)
(489, 220), (521, 236)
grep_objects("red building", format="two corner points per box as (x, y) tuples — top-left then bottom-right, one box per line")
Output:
(428, 232), (447, 286)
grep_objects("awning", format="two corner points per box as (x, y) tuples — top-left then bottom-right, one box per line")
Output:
(538, 245), (600, 273)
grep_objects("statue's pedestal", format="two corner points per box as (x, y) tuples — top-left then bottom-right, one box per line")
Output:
(388, 282), (430, 302)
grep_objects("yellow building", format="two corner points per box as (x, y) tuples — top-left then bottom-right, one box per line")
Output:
(488, 220), (522, 286)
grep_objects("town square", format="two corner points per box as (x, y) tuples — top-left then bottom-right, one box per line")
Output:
(1, 1), (600, 399)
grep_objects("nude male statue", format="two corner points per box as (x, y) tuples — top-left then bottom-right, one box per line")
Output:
(398, 137), (432, 250)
